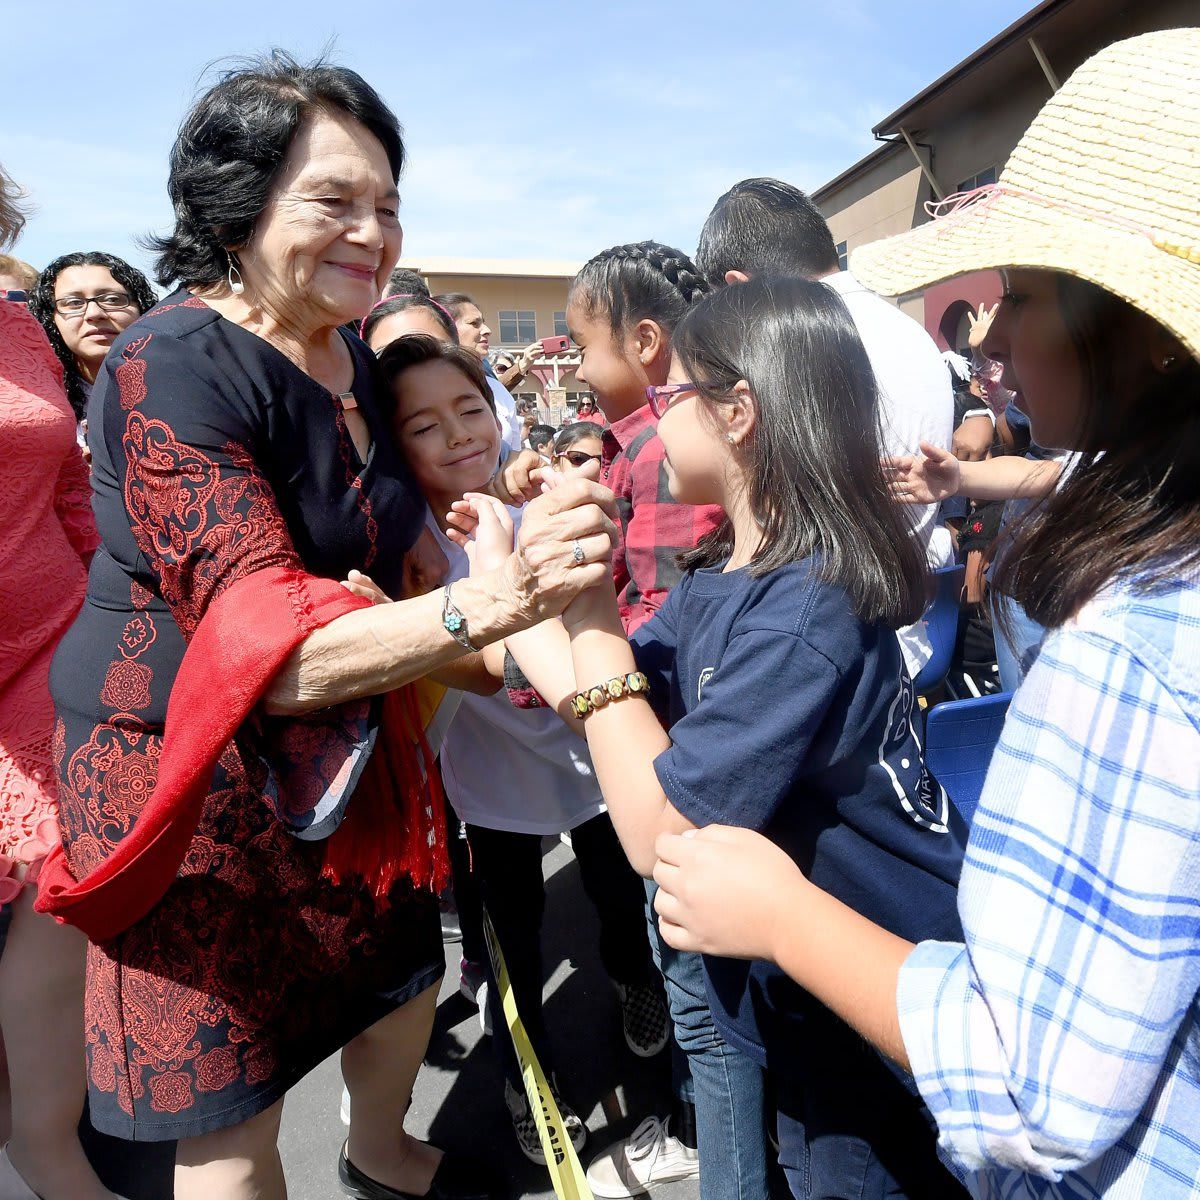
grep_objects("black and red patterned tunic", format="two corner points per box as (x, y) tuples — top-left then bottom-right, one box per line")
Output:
(49, 293), (442, 1141)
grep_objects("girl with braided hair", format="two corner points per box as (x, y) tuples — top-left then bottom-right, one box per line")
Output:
(562, 241), (765, 1200)
(28, 253), (157, 428)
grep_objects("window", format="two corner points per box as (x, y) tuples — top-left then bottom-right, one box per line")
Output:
(835, 240), (848, 272)
(553, 311), (569, 337)
(955, 166), (997, 194)
(498, 309), (536, 343)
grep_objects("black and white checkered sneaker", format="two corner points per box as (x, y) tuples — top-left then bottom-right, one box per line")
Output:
(504, 1076), (587, 1165)
(614, 981), (669, 1058)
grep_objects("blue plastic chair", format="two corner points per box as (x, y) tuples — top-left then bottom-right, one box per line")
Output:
(924, 692), (1013, 828)
(912, 564), (965, 694)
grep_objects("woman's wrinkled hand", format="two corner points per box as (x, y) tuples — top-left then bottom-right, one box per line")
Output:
(652, 825), (810, 963)
(882, 440), (962, 505)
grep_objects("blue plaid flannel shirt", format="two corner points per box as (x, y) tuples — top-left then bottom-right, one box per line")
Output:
(898, 569), (1200, 1199)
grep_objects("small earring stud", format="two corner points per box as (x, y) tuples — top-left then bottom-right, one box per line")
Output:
(1162, 354), (1178, 369)
(727, 433), (736, 444)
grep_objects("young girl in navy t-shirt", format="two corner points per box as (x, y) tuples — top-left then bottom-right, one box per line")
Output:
(458, 275), (969, 1199)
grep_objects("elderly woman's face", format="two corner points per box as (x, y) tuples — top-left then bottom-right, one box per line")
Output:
(240, 109), (402, 328)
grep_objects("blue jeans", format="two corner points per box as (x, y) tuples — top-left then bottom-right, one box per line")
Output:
(774, 1061), (966, 1200)
(990, 593), (1046, 693)
(646, 881), (768, 1200)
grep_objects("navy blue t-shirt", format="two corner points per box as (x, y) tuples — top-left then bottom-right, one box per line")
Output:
(631, 558), (966, 1078)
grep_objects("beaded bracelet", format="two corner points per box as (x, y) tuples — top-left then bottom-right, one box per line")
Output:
(570, 672), (650, 719)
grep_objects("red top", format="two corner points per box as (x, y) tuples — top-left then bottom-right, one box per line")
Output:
(0, 301), (98, 891)
(601, 404), (724, 634)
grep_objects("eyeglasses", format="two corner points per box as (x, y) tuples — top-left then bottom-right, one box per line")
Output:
(645, 382), (700, 419)
(54, 291), (135, 318)
(553, 451), (603, 469)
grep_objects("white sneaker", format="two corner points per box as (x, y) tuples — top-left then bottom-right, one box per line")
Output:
(586, 1115), (699, 1197)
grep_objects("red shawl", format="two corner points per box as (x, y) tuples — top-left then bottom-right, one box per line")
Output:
(36, 567), (448, 942)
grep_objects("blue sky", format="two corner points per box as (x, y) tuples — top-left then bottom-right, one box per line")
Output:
(3, 0), (1037, 283)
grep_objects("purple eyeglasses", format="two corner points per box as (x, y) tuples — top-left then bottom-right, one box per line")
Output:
(645, 382), (700, 419)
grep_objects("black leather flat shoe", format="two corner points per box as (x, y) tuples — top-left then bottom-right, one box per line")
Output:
(338, 1143), (499, 1200)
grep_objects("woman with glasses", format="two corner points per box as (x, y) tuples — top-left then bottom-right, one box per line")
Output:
(28, 252), (156, 431)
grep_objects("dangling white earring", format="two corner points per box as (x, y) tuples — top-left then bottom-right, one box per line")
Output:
(727, 433), (736, 444)
(227, 253), (245, 296)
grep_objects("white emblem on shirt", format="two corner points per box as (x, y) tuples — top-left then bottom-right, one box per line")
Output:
(879, 669), (949, 833)
(698, 667), (714, 702)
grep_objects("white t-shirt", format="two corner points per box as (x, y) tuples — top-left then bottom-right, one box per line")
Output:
(822, 270), (955, 677)
(487, 375), (525, 457)
(431, 510), (606, 834)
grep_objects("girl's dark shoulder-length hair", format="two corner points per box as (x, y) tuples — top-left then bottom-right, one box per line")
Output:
(27, 250), (158, 419)
(992, 274), (1200, 628)
(676, 275), (927, 629)
(149, 51), (403, 289)
(376, 334), (495, 415)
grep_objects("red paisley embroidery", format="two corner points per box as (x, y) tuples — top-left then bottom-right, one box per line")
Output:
(195, 1046), (239, 1093)
(148, 1071), (195, 1114)
(122, 417), (298, 637)
(130, 580), (154, 607)
(118, 613), (157, 660)
(61, 718), (162, 859)
(100, 659), (152, 710)
(116, 335), (152, 410)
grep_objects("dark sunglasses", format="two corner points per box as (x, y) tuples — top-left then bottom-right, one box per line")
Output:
(553, 450), (602, 469)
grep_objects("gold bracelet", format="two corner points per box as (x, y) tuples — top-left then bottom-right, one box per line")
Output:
(570, 672), (650, 719)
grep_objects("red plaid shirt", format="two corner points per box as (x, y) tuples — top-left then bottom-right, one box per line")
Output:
(602, 404), (724, 634)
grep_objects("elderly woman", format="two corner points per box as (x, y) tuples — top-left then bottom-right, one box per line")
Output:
(27, 252), (157, 424)
(34, 55), (615, 1200)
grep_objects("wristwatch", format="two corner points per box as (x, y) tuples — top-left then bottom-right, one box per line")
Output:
(442, 584), (481, 652)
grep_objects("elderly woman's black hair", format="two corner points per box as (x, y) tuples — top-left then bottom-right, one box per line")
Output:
(676, 275), (927, 628)
(150, 51), (404, 289)
(362, 294), (458, 347)
(376, 333), (495, 415)
(385, 268), (430, 299)
(27, 251), (157, 418)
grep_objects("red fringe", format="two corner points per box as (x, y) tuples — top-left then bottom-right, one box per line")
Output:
(319, 684), (450, 905)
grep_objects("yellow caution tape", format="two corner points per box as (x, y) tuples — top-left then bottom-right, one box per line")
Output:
(483, 910), (596, 1200)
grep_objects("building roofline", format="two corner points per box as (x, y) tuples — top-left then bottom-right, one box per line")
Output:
(396, 256), (582, 279)
(871, 0), (1071, 137)
(810, 140), (905, 205)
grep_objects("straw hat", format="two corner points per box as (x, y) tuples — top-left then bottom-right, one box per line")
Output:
(849, 28), (1200, 363)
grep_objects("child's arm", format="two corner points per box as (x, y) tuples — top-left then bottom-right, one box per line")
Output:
(885, 440), (1061, 504)
(652, 825), (912, 1069)
(563, 585), (694, 876)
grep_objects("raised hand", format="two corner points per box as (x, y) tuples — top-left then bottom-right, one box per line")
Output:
(446, 493), (517, 575)
(882, 441), (962, 504)
(966, 302), (999, 350)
